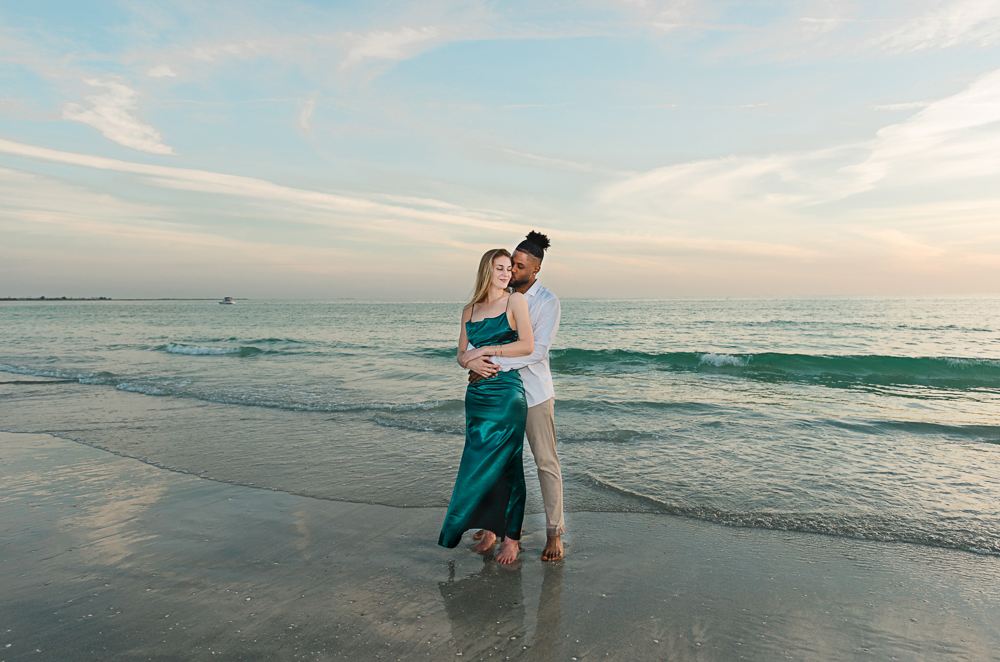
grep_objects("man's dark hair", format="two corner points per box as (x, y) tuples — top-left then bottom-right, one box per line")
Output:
(514, 231), (551, 263)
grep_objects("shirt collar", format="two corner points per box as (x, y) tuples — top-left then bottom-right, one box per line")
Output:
(524, 280), (542, 297)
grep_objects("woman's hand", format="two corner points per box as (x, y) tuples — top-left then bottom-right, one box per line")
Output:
(464, 346), (488, 362)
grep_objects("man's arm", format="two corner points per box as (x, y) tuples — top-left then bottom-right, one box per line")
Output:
(463, 340), (499, 379)
(493, 296), (560, 371)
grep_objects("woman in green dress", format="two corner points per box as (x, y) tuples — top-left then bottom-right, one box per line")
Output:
(438, 248), (535, 564)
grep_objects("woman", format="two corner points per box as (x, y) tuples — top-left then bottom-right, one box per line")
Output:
(438, 248), (535, 564)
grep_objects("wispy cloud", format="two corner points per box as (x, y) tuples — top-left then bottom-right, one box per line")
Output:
(874, 0), (1000, 53)
(849, 67), (1000, 188)
(614, 103), (678, 109)
(872, 101), (933, 111)
(62, 78), (175, 155)
(484, 145), (621, 174)
(0, 167), (353, 276)
(0, 138), (518, 235)
(718, 0), (1000, 60)
(603, 66), (1000, 213)
(298, 92), (317, 131)
(342, 26), (443, 68)
(501, 103), (570, 109)
(146, 65), (176, 78)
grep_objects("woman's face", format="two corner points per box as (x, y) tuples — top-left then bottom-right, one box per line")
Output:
(491, 255), (512, 291)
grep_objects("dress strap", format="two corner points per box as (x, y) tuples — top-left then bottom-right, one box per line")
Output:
(504, 295), (511, 313)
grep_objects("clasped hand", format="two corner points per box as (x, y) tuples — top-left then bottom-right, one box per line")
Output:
(465, 355), (499, 383)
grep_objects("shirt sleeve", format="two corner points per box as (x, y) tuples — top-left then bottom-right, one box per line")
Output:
(493, 295), (560, 371)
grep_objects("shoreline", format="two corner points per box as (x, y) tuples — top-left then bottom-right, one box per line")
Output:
(0, 298), (239, 302)
(21, 424), (1000, 561)
(2, 375), (998, 559)
(2, 430), (998, 661)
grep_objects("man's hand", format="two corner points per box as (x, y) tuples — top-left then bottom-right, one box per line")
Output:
(466, 356), (499, 380)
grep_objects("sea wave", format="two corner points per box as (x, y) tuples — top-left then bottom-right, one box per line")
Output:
(0, 364), (453, 414)
(161, 343), (265, 357)
(547, 349), (1000, 389)
(370, 411), (655, 443)
(828, 419), (1000, 443)
(699, 352), (746, 367)
(419, 346), (1000, 389)
(583, 473), (1000, 556)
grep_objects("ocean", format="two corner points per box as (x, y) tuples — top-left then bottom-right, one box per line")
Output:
(2, 296), (999, 555)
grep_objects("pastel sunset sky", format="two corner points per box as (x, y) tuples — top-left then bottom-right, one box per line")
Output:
(2, 1), (1000, 298)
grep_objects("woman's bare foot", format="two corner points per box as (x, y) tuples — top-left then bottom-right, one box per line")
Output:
(541, 535), (563, 561)
(470, 530), (496, 553)
(474, 529), (521, 541)
(495, 537), (520, 564)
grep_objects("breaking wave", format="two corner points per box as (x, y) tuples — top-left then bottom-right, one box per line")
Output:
(546, 349), (1000, 390)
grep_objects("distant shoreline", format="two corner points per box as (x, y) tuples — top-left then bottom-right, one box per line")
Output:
(0, 297), (244, 302)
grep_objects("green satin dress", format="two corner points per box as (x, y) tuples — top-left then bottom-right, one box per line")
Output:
(438, 308), (527, 548)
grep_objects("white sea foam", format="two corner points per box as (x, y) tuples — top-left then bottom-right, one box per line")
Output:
(699, 353), (746, 367)
(165, 343), (240, 355)
(946, 357), (1000, 367)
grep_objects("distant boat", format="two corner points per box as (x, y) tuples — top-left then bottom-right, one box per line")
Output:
(219, 297), (236, 305)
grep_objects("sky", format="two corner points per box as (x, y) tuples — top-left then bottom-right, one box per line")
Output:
(1, 0), (1000, 299)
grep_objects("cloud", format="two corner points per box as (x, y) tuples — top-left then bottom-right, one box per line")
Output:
(0, 137), (518, 235)
(298, 93), (317, 131)
(849, 67), (1000, 188)
(874, 0), (1000, 53)
(483, 145), (617, 174)
(0, 136), (815, 267)
(614, 103), (679, 109)
(62, 78), (175, 155)
(501, 103), (570, 109)
(0, 167), (353, 275)
(147, 65), (176, 78)
(599, 148), (862, 209)
(341, 26), (442, 68)
(872, 101), (933, 111)
(602, 67), (1000, 213)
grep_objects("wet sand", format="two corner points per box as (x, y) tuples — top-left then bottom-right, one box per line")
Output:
(1, 430), (998, 661)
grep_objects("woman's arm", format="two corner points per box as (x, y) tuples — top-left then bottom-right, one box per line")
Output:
(456, 304), (474, 368)
(493, 295), (559, 371)
(464, 293), (534, 360)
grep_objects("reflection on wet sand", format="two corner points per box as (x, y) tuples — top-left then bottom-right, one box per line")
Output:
(527, 562), (563, 661)
(440, 557), (526, 658)
(439, 554), (565, 660)
(5, 431), (999, 662)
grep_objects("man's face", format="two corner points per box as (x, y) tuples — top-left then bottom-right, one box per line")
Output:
(509, 250), (540, 289)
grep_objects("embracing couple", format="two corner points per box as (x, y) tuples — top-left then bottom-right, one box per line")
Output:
(437, 231), (564, 564)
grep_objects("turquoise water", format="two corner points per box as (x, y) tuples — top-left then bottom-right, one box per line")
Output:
(2, 296), (999, 554)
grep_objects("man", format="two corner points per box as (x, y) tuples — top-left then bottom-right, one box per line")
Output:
(462, 231), (565, 561)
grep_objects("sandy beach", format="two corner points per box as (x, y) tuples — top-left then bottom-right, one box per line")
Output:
(2, 429), (998, 661)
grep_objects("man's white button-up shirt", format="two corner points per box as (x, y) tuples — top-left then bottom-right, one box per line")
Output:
(493, 281), (560, 408)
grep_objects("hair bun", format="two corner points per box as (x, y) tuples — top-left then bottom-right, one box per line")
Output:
(524, 231), (550, 251)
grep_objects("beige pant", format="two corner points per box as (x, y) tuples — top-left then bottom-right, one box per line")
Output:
(525, 397), (565, 537)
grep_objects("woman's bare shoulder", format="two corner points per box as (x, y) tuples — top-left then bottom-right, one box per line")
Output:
(461, 303), (474, 320)
(508, 292), (528, 309)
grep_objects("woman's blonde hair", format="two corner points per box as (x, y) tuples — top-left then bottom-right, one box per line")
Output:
(470, 248), (511, 305)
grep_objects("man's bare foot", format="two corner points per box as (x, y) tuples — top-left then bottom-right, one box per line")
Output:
(470, 530), (496, 553)
(495, 537), (520, 564)
(541, 535), (563, 561)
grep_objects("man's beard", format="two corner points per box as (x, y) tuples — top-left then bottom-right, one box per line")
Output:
(508, 275), (528, 289)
